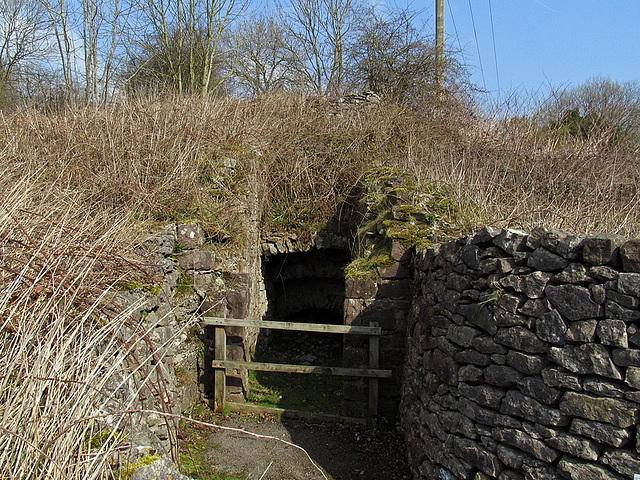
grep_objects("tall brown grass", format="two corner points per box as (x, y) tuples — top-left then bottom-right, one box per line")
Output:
(0, 92), (638, 477)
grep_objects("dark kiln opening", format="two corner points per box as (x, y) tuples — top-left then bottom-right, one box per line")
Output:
(259, 248), (349, 364)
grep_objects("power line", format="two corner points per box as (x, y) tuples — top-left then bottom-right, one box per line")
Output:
(467, 0), (486, 90)
(446, 0), (463, 54)
(488, 0), (500, 94)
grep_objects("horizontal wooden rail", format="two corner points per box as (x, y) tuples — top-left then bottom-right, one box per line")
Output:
(202, 316), (382, 336)
(212, 360), (392, 379)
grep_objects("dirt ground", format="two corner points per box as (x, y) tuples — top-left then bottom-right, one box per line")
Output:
(200, 412), (412, 480)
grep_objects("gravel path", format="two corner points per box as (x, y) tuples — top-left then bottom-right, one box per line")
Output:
(202, 413), (412, 480)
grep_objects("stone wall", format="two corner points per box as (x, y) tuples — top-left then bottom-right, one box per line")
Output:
(401, 226), (640, 479)
(343, 239), (413, 419)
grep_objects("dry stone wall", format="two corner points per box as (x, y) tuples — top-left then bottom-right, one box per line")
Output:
(401, 226), (640, 480)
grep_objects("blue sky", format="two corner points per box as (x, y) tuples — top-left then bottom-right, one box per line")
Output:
(425, 1), (640, 99)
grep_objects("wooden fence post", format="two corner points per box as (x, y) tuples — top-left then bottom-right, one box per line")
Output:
(214, 326), (226, 413)
(368, 322), (380, 427)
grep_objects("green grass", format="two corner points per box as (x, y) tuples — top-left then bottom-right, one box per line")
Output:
(247, 369), (343, 415)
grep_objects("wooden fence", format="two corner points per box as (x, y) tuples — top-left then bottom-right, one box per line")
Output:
(201, 316), (392, 426)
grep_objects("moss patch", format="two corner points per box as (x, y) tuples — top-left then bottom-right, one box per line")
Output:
(114, 281), (162, 296)
(120, 454), (161, 480)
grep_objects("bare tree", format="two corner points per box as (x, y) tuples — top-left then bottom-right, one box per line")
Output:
(126, 0), (242, 96)
(348, 7), (436, 103)
(40, 0), (77, 104)
(539, 76), (640, 138)
(277, 0), (355, 94)
(227, 14), (302, 96)
(0, 0), (51, 104)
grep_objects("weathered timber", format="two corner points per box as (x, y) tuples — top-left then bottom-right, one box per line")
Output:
(201, 316), (382, 335)
(211, 360), (392, 378)
(368, 329), (380, 427)
(214, 326), (226, 413)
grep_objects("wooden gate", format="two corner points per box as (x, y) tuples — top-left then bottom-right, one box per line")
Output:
(201, 316), (392, 426)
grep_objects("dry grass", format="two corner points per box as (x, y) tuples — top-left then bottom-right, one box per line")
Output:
(0, 120), (176, 478)
(0, 91), (638, 477)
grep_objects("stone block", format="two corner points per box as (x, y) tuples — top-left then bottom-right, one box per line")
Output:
(494, 229), (529, 254)
(177, 223), (205, 249)
(545, 284), (601, 321)
(447, 325), (481, 348)
(457, 303), (497, 334)
(606, 290), (639, 308)
(559, 391), (639, 428)
(601, 450), (640, 478)
(552, 264), (591, 285)
(377, 262), (410, 279)
(527, 247), (569, 272)
(619, 272), (640, 297)
(539, 228), (585, 260)
(625, 366), (640, 389)
(546, 434), (601, 461)
(612, 348), (640, 366)
(492, 428), (560, 463)
(459, 364), (484, 383)
(391, 240), (411, 262)
(484, 365), (523, 388)
(535, 310), (567, 345)
(583, 233), (626, 266)
(462, 244), (482, 269)
(441, 411), (479, 439)
(605, 300), (640, 321)
(500, 390), (568, 426)
(596, 319), (628, 348)
(558, 456), (623, 480)
(501, 272), (553, 299)
(378, 279), (413, 300)
(455, 349), (492, 367)
(473, 336), (508, 355)
(479, 258), (500, 274)
(445, 272), (472, 292)
(507, 351), (545, 375)
(522, 465), (558, 480)
(496, 327), (548, 354)
(143, 230), (176, 255)
(497, 444), (526, 470)
(582, 378), (624, 398)
(470, 226), (502, 246)
(226, 289), (249, 319)
(589, 284), (606, 304)
(453, 437), (504, 477)
(570, 418), (632, 447)
(550, 344), (621, 380)
(621, 239), (640, 272)
(345, 277), (377, 299)
(589, 265), (619, 281)
(495, 309), (532, 328)
(177, 250), (218, 270)
(541, 368), (582, 391)
(459, 382), (506, 408)
(518, 299), (548, 317)
(565, 320), (597, 343)
(498, 294), (521, 313)
(458, 397), (521, 428)
(517, 377), (561, 405)
(431, 348), (459, 386)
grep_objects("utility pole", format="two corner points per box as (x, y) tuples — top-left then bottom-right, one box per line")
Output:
(436, 0), (445, 100)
